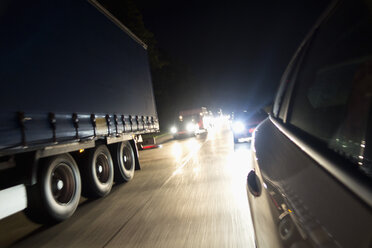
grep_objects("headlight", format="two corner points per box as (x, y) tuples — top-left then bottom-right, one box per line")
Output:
(170, 126), (177, 134)
(232, 121), (245, 133)
(186, 122), (195, 132)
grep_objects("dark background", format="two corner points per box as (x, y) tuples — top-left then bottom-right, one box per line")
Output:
(99, 0), (331, 129)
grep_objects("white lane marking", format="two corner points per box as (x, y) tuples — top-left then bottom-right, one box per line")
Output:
(163, 140), (205, 185)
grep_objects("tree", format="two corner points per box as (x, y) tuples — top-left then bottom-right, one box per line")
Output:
(97, 0), (198, 127)
(98, 0), (167, 70)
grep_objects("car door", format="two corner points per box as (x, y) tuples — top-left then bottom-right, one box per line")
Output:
(248, 0), (372, 247)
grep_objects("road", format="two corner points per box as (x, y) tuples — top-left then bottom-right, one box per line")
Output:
(0, 126), (255, 248)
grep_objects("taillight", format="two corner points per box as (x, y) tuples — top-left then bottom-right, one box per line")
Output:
(141, 144), (161, 150)
(249, 128), (255, 133)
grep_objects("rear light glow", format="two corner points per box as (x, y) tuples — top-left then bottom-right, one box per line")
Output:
(249, 128), (255, 133)
(141, 144), (161, 150)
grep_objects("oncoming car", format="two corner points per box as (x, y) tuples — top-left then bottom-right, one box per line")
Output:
(231, 110), (267, 143)
(247, 1), (372, 247)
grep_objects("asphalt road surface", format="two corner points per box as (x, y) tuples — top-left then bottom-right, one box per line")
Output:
(0, 125), (255, 248)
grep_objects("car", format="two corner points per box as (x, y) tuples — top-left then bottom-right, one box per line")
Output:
(231, 110), (267, 143)
(170, 115), (200, 139)
(247, 1), (372, 247)
(171, 108), (213, 139)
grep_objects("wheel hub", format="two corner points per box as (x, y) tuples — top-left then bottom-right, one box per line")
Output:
(57, 180), (64, 190)
(122, 147), (133, 170)
(51, 163), (75, 204)
(96, 154), (109, 183)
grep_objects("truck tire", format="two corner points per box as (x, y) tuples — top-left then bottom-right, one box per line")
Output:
(25, 154), (81, 224)
(111, 141), (135, 183)
(81, 144), (114, 198)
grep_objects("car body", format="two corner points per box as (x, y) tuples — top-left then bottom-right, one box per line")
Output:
(179, 107), (214, 131)
(247, 0), (372, 247)
(171, 107), (212, 138)
(231, 110), (267, 143)
(171, 116), (200, 138)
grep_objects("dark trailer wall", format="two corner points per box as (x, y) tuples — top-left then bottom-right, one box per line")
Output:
(0, 0), (158, 149)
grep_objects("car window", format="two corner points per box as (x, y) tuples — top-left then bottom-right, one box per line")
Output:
(273, 71), (291, 118)
(276, 44), (308, 120)
(288, 0), (372, 177)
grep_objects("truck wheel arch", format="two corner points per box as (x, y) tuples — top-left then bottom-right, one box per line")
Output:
(129, 139), (141, 171)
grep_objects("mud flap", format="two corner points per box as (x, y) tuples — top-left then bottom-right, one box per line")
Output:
(129, 139), (141, 170)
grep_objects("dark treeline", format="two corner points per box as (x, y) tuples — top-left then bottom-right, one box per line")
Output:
(98, 0), (198, 130)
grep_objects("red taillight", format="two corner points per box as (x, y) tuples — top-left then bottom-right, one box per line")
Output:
(249, 128), (255, 133)
(141, 144), (161, 150)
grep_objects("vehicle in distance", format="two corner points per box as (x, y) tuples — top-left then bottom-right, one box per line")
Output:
(171, 107), (212, 138)
(0, 0), (159, 223)
(231, 110), (267, 143)
(247, 0), (372, 247)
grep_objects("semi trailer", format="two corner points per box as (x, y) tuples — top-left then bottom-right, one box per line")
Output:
(0, 0), (159, 223)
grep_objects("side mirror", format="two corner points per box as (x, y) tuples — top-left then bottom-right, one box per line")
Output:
(247, 170), (262, 197)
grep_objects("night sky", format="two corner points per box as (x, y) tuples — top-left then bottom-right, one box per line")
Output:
(136, 0), (331, 113)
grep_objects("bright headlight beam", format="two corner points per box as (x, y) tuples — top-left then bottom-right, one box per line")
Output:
(232, 121), (245, 133)
(170, 126), (177, 134)
(186, 122), (195, 132)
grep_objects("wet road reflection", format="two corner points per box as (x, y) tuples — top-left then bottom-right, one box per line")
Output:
(1, 126), (255, 248)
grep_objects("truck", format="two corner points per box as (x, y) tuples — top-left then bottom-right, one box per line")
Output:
(0, 0), (159, 223)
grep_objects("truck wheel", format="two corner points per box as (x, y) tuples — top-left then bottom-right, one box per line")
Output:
(81, 144), (114, 198)
(111, 141), (135, 183)
(25, 154), (81, 224)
